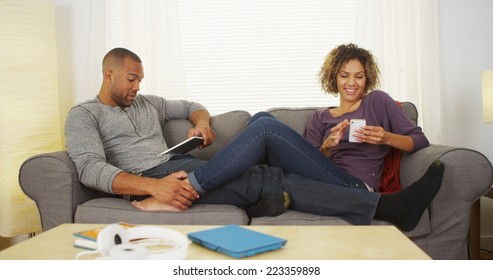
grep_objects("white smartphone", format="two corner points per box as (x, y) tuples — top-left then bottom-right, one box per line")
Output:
(349, 119), (366, 142)
(159, 136), (204, 155)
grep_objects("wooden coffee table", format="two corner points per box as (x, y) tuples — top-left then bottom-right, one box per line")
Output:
(0, 224), (430, 260)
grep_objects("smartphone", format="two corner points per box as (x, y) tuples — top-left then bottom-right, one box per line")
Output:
(349, 119), (366, 142)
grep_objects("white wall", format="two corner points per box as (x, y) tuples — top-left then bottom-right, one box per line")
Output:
(55, 0), (105, 136)
(54, 0), (493, 244)
(438, 0), (493, 247)
(438, 0), (493, 154)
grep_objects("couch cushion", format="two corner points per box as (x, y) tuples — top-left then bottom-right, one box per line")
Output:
(400, 102), (418, 126)
(250, 208), (431, 239)
(266, 107), (319, 135)
(162, 110), (251, 160)
(75, 197), (250, 225)
(267, 103), (417, 134)
(250, 210), (352, 226)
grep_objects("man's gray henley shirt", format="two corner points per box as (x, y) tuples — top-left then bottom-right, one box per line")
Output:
(65, 94), (206, 194)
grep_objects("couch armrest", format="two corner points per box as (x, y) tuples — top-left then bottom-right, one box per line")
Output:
(18, 151), (112, 231)
(400, 144), (493, 259)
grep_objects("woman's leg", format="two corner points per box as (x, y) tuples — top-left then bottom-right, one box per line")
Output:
(196, 165), (379, 225)
(188, 113), (365, 194)
(248, 111), (274, 125)
(197, 160), (445, 231)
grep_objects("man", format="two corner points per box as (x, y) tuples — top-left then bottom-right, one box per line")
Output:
(66, 48), (211, 211)
(66, 48), (444, 231)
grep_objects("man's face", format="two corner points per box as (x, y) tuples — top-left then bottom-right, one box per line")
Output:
(108, 57), (144, 108)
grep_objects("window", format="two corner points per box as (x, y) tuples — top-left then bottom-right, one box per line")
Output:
(104, 0), (441, 142)
(177, 0), (357, 114)
(106, 0), (358, 115)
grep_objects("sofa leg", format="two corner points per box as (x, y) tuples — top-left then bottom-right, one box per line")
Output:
(468, 200), (481, 260)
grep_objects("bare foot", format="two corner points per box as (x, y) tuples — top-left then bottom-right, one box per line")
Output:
(131, 197), (183, 212)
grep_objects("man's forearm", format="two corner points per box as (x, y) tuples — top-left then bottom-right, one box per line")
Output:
(190, 109), (211, 127)
(111, 171), (156, 196)
(188, 109), (216, 146)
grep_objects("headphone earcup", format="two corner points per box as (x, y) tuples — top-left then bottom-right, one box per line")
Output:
(97, 223), (130, 256)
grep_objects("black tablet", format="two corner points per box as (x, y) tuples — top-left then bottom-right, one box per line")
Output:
(159, 136), (204, 155)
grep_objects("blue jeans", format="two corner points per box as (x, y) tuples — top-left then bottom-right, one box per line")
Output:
(186, 112), (380, 224)
(197, 165), (380, 225)
(143, 113), (381, 225)
(188, 112), (367, 193)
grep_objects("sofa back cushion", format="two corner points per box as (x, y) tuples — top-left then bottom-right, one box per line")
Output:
(162, 110), (251, 160)
(400, 102), (418, 126)
(266, 107), (321, 135)
(161, 102), (417, 161)
(268, 102), (418, 134)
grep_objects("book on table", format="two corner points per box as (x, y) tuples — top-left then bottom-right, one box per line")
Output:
(73, 222), (134, 250)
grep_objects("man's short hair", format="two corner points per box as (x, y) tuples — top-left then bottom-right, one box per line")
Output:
(102, 47), (142, 70)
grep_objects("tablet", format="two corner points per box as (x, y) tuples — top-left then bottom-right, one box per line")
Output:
(188, 225), (287, 258)
(159, 136), (204, 155)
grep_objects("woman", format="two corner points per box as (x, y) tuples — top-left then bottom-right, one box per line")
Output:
(304, 43), (429, 192)
(133, 43), (443, 231)
(182, 43), (429, 195)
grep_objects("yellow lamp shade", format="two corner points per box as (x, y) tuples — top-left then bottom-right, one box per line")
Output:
(0, 0), (62, 237)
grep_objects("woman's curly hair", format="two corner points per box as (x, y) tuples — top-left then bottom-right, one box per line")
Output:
(319, 43), (380, 97)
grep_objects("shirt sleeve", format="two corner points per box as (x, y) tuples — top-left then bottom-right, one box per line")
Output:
(141, 95), (208, 124)
(65, 106), (122, 194)
(377, 92), (430, 152)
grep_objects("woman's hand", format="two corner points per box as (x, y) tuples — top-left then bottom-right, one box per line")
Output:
(320, 119), (350, 155)
(355, 125), (414, 152)
(354, 125), (387, 145)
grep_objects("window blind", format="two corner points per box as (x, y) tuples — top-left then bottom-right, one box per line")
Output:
(105, 0), (432, 119)
(177, 0), (357, 114)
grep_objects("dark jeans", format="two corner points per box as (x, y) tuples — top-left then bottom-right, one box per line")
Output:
(143, 158), (379, 225)
(188, 112), (367, 194)
(141, 113), (381, 225)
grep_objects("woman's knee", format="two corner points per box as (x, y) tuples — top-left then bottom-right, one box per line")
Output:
(249, 111), (275, 124)
(249, 116), (290, 135)
(253, 111), (275, 118)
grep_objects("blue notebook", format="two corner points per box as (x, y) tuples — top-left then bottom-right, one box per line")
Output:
(188, 225), (287, 258)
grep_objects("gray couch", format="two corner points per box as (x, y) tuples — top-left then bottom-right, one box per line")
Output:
(19, 103), (493, 260)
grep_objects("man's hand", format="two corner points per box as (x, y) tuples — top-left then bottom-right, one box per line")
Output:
(112, 171), (200, 210)
(189, 125), (216, 148)
(188, 110), (216, 148)
(148, 171), (200, 210)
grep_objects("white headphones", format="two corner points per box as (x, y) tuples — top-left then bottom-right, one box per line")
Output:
(76, 223), (188, 260)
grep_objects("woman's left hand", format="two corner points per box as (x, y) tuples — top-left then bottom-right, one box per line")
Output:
(355, 125), (388, 145)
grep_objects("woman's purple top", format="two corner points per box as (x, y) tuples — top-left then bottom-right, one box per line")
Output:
(303, 90), (429, 191)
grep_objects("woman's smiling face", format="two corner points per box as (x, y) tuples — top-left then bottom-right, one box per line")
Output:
(336, 58), (367, 102)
